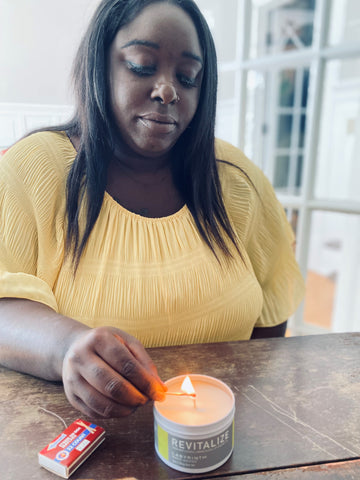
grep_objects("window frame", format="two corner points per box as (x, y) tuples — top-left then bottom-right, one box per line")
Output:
(215, 0), (360, 335)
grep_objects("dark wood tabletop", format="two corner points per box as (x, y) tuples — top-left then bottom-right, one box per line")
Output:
(215, 459), (360, 479)
(1, 333), (360, 480)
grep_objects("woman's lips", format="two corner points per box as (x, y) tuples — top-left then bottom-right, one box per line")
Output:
(138, 113), (177, 134)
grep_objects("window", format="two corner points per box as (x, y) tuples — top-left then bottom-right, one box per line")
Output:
(315, 57), (360, 203)
(250, 0), (316, 58)
(196, 0), (360, 335)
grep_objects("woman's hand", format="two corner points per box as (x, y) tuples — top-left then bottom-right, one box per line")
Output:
(0, 299), (165, 417)
(62, 326), (167, 418)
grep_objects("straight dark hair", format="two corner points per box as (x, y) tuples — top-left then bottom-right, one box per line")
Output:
(36, 0), (243, 268)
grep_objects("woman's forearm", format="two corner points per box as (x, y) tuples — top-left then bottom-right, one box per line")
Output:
(0, 298), (89, 380)
(0, 298), (167, 418)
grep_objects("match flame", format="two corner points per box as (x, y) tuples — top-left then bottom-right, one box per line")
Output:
(180, 376), (196, 396)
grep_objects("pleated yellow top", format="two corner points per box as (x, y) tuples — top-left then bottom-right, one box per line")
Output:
(0, 132), (304, 345)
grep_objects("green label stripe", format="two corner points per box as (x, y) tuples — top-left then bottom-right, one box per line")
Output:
(157, 424), (169, 460)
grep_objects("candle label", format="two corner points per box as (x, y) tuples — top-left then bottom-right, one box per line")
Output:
(155, 420), (234, 471)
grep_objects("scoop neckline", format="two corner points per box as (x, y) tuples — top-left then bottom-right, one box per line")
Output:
(104, 191), (188, 221)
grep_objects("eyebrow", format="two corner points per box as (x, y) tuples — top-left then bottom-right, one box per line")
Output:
(121, 39), (203, 65)
(182, 51), (203, 65)
(121, 39), (159, 50)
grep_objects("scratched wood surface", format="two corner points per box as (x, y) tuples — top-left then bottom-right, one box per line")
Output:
(216, 459), (360, 479)
(1, 333), (360, 480)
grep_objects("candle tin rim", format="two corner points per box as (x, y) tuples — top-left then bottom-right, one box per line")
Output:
(154, 374), (235, 430)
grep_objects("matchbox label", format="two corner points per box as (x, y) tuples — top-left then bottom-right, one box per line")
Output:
(39, 419), (104, 467)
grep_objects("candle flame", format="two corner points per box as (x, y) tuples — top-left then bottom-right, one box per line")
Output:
(181, 376), (196, 396)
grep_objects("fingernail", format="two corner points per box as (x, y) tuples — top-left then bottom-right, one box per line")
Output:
(153, 390), (166, 402)
(152, 373), (167, 391)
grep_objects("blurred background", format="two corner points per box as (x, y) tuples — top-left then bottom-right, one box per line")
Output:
(0, 0), (359, 336)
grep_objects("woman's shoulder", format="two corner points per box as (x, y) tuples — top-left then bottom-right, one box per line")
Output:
(5, 130), (75, 165)
(0, 130), (76, 209)
(214, 138), (286, 243)
(215, 138), (267, 193)
(215, 137), (249, 165)
(1, 130), (75, 186)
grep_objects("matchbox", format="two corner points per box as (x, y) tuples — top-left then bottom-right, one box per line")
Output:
(38, 419), (105, 478)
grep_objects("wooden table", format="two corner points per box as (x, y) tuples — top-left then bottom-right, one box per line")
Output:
(1, 333), (360, 479)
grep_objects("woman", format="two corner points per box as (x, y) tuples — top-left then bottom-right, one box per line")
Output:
(0, 0), (304, 418)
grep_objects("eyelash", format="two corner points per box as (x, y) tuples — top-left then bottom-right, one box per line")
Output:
(125, 61), (199, 88)
(177, 74), (199, 89)
(126, 61), (155, 76)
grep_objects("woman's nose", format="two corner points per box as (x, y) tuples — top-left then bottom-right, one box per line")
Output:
(151, 82), (179, 105)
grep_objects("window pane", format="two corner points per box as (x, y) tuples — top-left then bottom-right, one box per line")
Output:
(296, 155), (303, 188)
(244, 70), (267, 169)
(301, 69), (310, 107)
(285, 208), (300, 236)
(304, 211), (360, 332)
(315, 57), (360, 202)
(328, 0), (360, 45)
(250, 0), (316, 58)
(279, 70), (296, 107)
(298, 114), (306, 148)
(274, 155), (302, 194)
(244, 67), (308, 191)
(197, 0), (238, 63)
(274, 155), (290, 189)
(277, 115), (293, 148)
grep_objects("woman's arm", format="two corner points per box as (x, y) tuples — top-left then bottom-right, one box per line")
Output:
(251, 320), (287, 339)
(0, 298), (166, 417)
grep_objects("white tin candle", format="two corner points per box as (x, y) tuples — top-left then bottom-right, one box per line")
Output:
(154, 374), (235, 474)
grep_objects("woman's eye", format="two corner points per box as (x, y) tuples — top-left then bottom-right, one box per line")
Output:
(177, 74), (199, 88)
(126, 61), (155, 76)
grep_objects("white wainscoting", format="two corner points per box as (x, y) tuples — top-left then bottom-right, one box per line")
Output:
(0, 103), (73, 150)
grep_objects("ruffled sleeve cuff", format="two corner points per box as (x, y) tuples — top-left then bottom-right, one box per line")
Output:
(0, 271), (59, 312)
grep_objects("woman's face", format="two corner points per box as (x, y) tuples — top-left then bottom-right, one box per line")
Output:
(108, 2), (203, 160)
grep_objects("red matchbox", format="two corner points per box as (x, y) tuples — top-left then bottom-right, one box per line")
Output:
(38, 419), (105, 478)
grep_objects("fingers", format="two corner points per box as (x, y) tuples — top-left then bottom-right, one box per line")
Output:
(123, 334), (166, 385)
(62, 327), (166, 418)
(94, 330), (166, 402)
(64, 374), (135, 418)
(77, 353), (149, 407)
(112, 331), (167, 400)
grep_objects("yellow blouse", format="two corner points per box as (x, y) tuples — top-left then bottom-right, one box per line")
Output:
(0, 132), (304, 346)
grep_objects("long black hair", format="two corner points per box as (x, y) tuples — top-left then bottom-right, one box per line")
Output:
(44, 0), (242, 267)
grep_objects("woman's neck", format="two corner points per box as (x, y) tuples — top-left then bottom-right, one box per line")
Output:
(111, 144), (171, 176)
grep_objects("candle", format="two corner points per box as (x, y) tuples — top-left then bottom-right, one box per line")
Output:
(158, 375), (232, 425)
(154, 374), (235, 474)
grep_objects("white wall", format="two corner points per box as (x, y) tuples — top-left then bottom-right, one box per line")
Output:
(0, 0), (100, 105)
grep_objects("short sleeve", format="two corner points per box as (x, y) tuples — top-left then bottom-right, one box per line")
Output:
(0, 132), (71, 311)
(216, 139), (305, 328)
(247, 174), (304, 327)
